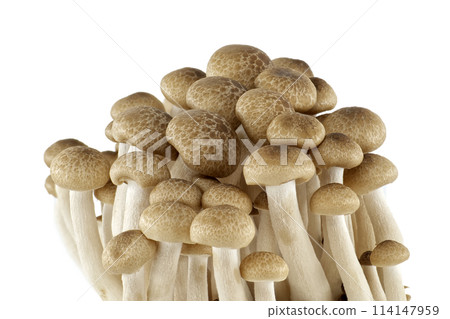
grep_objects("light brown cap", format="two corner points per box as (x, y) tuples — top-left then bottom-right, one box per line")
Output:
(94, 180), (116, 205)
(321, 107), (386, 153)
(101, 150), (118, 166)
(149, 178), (202, 211)
(235, 88), (294, 143)
(310, 183), (360, 216)
(160, 67), (206, 109)
(344, 153), (398, 195)
(192, 176), (220, 193)
(112, 106), (176, 158)
(181, 243), (212, 256)
(255, 67), (317, 112)
(202, 184), (252, 214)
(166, 110), (240, 177)
(317, 133), (363, 169)
(105, 121), (116, 143)
(370, 240), (410, 267)
(206, 44), (272, 89)
(267, 112), (326, 147)
(304, 77), (337, 115)
(110, 151), (170, 188)
(45, 175), (57, 198)
(102, 230), (157, 274)
(110, 92), (164, 119)
(186, 76), (246, 129)
(359, 251), (373, 266)
(190, 205), (255, 249)
(140, 201), (197, 244)
(406, 294), (411, 301)
(253, 192), (268, 211)
(243, 145), (315, 186)
(316, 113), (330, 123)
(50, 146), (110, 191)
(272, 57), (314, 77)
(240, 251), (289, 282)
(44, 138), (86, 167)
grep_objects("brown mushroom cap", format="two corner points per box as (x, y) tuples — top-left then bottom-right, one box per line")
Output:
(186, 76), (246, 129)
(181, 243), (212, 256)
(190, 205), (255, 249)
(321, 107), (386, 153)
(140, 201), (197, 244)
(243, 145), (315, 186)
(359, 251), (373, 266)
(240, 251), (289, 282)
(192, 176), (220, 193)
(370, 240), (410, 267)
(160, 67), (206, 109)
(50, 146), (110, 191)
(253, 192), (268, 211)
(255, 67), (317, 113)
(206, 44), (272, 89)
(267, 112), (326, 147)
(150, 178), (202, 211)
(45, 175), (57, 198)
(44, 138), (87, 168)
(110, 151), (170, 188)
(110, 92), (164, 119)
(166, 110), (240, 178)
(102, 230), (157, 274)
(105, 121), (117, 143)
(310, 183), (360, 216)
(272, 57), (314, 77)
(235, 88), (294, 143)
(101, 150), (118, 166)
(317, 133), (364, 169)
(304, 77), (337, 115)
(94, 180), (117, 205)
(202, 184), (253, 214)
(344, 153), (398, 195)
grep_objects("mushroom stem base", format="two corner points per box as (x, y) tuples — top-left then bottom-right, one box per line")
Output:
(255, 281), (276, 301)
(187, 255), (209, 301)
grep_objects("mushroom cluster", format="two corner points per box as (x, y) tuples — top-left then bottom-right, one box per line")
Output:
(44, 44), (409, 301)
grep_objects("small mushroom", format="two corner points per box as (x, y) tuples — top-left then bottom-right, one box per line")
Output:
(272, 57), (314, 77)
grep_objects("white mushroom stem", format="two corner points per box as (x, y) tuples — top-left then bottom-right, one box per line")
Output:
(122, 268), (147, 301)
(256, 209), (280, 254)
(254, 282), (276, 301)
(208, 258), (219, 300)
(174, 255), (188, 301)
(346, 215), (355, 247)
(320, 221), (343, 300)
(266, 180), (332, 301)
(55, 185), (75, 239)
(212, 247), (249, 301)
(53, 199), (80, 267)
(101, 203), (113, 246)
(148, 241), (182, 300)
(111, 143), (130, 236)
(186, 255), (209, 301)
(169, 156), (199, 180)
(306, 174), (322, 259)
(296, 182), (309, 226)
(362, 265), (387, 301)
(354, 198), (376, 256)
(70, 190), (122, 300)
(382, 266), (406, 301)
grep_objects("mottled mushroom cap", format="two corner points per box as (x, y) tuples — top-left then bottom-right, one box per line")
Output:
(321, 107), (386, 153)
(244, 145), (315, 186)
(310, 183), (360, 216)
(150, 178), (202, 211)
(50, 146), (110, 191)
(344, 153), (398, 195)
(45, 175), (57, 198)
(236, 88), (294, 143)
(110, 92), (164, 119)
(110, 152), (170, 188)
(240, 251), (289, 282)
(255, 67), (317, 113)
(304, 77), (337, 115)
(267, 112), (326, 147)
(359, 251), (373, 266)
(370, 240), (410, 267)
(140, 201), (197, 244)
(166, 110), (240, 178)
(192, 176), (220, 193)
(253, 192), (268, 211)
(94, 180), (117, 205)
(102, 230), (157, 274)
(101, 150), (118, 166)
(105, 121), (117, 143)
(186, 76), (246, 129)
(44, 138), (87, 167)
(112, 106), (176, 158)
(160, 67), (206, 109)
(317, 133), (363, 169)
(181, 243), (212, 256)
(190, 205), (255, 249)
(202, 184), (253, 214)
(206, 44), (272, 89)
(272, 57), (314, 77)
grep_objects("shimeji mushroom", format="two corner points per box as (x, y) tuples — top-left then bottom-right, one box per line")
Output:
(160, 67), (206, 116)
(359, 251), (387, 301)
(243, 145), (332, 301)
(191, 176), (220, 193)
(102, 230), (157, 300)
(370, 240), (410, 301)
(272, 57), (314, 77)
(140, 201), (197, 300)
(240, 252), (289, 301)
(310, 183), (373, 301)
(206, 44), (272, 89)
(110, 92), (165, 120)
(149, 178), (202, 212)
(202, 184), (253, 215)
(50, 146), (122, 300)
(190, 205), (255, 301)
(303, 77), (337, 115)
(305, 172), (323, 259)
(94, 181), (116, 247)
(181, 244), (212, 301)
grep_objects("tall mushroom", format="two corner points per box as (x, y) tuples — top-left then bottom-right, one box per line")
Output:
(181, 244), (212, 301)
(94, 181), (116, 247)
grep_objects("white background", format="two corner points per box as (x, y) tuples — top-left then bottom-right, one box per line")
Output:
(1, 0), (449, 317)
